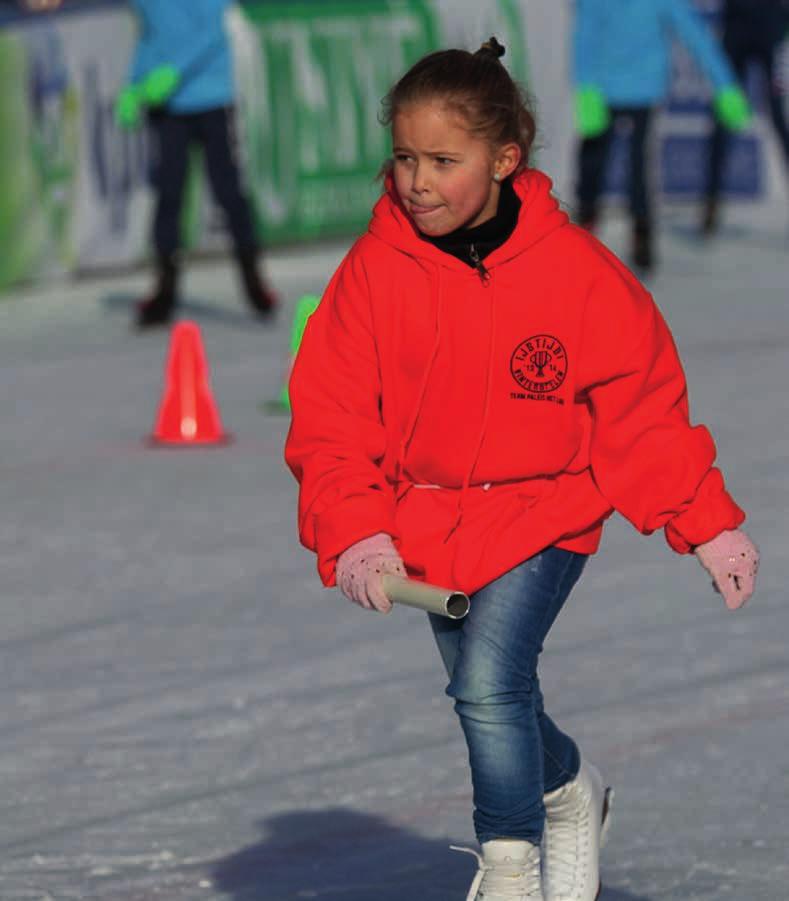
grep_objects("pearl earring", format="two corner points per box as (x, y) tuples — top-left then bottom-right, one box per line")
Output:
(493, 172), (502, 182)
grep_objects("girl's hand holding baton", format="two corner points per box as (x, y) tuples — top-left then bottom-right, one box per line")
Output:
(336, 533), (406, 614)
(336, 533), (470, 619)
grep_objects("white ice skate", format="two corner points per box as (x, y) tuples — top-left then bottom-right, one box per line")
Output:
(542, 759), (613, 901)
(452, 838), (544, 900)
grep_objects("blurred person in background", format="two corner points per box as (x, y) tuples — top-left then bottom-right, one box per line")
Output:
(573, 0), (751, 272)
(116, 0), (277, 329)
(701, 0), (789, 236)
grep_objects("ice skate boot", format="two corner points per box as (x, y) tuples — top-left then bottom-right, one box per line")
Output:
(236, 248), (278, 318)
(542, 759), (613, 901)
(453, 839), (544, 900)
(136, 255), (178, 329)
(700, 198), (719, 237)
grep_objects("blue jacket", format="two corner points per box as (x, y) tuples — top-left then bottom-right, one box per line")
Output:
(128, 0), (235, 114)
(573, 0), (738, 106)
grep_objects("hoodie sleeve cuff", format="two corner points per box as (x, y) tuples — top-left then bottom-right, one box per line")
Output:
(664, 468), (746, 554)
(314, 492), (399, 586)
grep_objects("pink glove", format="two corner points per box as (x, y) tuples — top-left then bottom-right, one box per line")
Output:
(335, 532), (406, 613)
(694, 528), (759, 610)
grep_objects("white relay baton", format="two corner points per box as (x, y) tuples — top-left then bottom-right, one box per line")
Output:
(382, 575), (470, 620)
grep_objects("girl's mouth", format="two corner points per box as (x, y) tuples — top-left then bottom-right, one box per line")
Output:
(409, 202), (442, 216)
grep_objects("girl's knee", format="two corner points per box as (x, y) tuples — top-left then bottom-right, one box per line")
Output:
(448, 669), (538, 720)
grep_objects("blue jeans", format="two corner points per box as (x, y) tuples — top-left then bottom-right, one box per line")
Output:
(429, 547), (587, 845)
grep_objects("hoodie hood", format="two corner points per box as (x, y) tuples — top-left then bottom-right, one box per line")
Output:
(368, 168), (569, 268)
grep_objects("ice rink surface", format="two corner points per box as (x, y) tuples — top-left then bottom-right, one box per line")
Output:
(0, 208), (787, 900)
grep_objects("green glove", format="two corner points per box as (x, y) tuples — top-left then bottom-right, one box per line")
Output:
(140, 65), (180, 106)
(575, 86), (610, 139)
(115, 85), (142, 130)
(714, 85), (751, 132)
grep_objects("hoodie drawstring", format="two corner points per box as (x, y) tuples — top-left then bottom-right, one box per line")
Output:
(444, 278), (497, 543)
(394, 266), (444, 496)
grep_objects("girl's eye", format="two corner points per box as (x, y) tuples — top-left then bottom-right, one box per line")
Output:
(436, 157), (456, 166)
(394, 154), (413, 163)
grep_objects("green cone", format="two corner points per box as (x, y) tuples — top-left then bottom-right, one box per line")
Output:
(260, 294), (320, 414)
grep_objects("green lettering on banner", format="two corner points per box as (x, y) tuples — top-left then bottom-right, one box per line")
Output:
(502, 0), (529, 84)
(238, 1), (438, 242)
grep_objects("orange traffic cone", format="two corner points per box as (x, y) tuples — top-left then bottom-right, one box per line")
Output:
(148, 321), (231, 446)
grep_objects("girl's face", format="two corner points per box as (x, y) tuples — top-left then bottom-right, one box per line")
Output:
(391, 100), (519, 236)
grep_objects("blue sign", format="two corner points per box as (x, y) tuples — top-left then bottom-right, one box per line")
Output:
(661, 134), (761, 196)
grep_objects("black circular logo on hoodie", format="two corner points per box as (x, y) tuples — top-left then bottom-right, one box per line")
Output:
(510, 335), (567, 393)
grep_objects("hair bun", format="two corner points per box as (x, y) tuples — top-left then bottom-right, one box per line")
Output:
(477, 36), (506, 60)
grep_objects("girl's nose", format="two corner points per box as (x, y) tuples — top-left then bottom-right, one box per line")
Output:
(412, 164), (430, 194)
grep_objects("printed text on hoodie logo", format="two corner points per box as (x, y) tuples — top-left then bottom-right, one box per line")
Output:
(510, 335), (566, 405)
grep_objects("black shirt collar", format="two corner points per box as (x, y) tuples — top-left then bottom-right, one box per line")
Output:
(423, 177), (521, 268)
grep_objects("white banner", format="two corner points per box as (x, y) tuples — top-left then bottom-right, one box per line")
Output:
(58, 9), (154, 268)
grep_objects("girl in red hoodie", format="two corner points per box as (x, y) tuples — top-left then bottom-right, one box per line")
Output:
(284, 38), (759, 901)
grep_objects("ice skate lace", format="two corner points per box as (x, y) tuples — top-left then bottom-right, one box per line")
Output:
(451, 845), (543, 899)
(543, 783), (590, 897)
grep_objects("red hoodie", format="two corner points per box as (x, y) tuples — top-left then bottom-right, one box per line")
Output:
(284, 169), (744, 595)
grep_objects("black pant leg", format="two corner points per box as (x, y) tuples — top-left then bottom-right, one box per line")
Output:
(705, 31), (751, 203)
(759, 41), (789, 166)
(196, 107), (259, 255)
(150, 111), (192, 258)
(627, 107), (654, 223)
(706, 120), (730, 202)
(576, 118), (616, 224)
